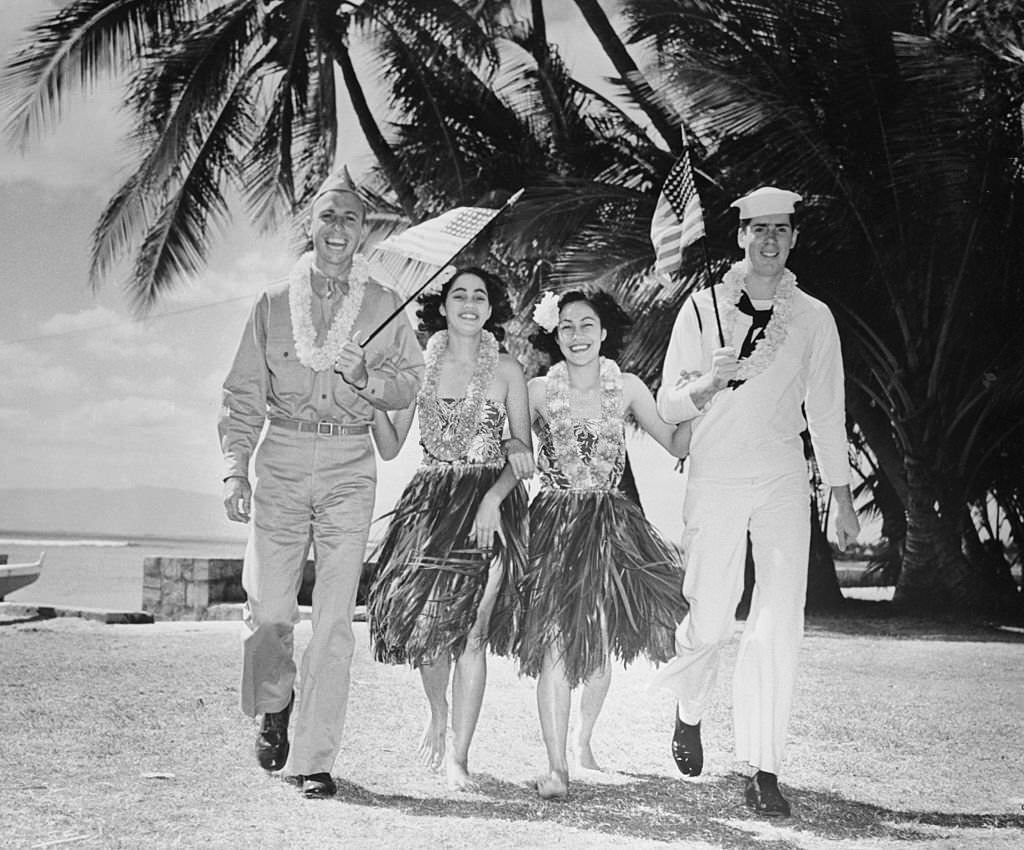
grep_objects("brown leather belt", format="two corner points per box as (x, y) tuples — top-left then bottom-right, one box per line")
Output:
(269, 418), (369, 437)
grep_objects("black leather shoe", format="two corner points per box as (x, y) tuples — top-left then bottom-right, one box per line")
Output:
(255, 691), (294, 772)
(301, 772), (337, 799)
(671, 714), (703, 777)
(744, 771), (791, 817)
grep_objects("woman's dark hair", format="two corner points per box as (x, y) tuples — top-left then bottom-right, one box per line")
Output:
(416, 266), (513, 343)
(528, 290), (633, 363)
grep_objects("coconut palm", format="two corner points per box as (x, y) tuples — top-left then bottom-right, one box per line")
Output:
(582, 0), (1024, 612)
(0, 0), (496, 311)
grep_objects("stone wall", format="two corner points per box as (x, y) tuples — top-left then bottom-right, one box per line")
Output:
(142, 557), (375, 620)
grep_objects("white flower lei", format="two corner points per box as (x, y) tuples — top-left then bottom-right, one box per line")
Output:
(418, 329), (499, 462)
(287, 251), (369, 371)
(545, 358), (623, 490)
(719, 260), (797, 382)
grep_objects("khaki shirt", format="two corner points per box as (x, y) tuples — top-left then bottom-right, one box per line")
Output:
(218, 276), (423, 480)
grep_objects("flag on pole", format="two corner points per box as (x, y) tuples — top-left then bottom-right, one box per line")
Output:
(361, 190), (524, 346)
(370, 205), (504, 298)
(650, 147), (705, 279)
(374, 206), (503, 266)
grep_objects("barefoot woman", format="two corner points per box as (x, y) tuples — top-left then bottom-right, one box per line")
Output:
(519, 290), (691, 799)
(368, 267), (533, 790)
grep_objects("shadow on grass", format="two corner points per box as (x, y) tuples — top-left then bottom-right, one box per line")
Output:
(0, 611), (57, 627)
(806, 600), (1024, 644)
(318, 771), (1024, 848)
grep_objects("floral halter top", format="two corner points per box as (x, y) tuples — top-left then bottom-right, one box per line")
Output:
(422, 398), (507, 467)
(536, 418), (626, 492)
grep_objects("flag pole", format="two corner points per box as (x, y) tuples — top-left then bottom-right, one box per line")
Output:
(359, 188), (525, 348)
(678, 126), (724, 348)
(700, 217), (725, 348)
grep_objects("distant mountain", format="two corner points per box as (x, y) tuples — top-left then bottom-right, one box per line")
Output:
(0, 487), (247, 541)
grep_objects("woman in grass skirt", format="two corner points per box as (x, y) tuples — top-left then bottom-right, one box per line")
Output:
(520, 289), (691, 800)
(368, 266), (534, 790)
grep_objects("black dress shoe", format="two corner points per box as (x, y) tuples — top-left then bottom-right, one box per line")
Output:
(671, 715), (703, 777)
(255, 691), (294, 772)
(301, 772), (337, 799)
(744, 771), (791, 817)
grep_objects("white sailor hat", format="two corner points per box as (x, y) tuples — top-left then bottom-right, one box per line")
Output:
(730, 186), (802, 219)
(312, 166), (364, 205)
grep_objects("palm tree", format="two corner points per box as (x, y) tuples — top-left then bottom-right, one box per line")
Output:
(595, 0), (1024, 613)
(1, 0), (494, 311)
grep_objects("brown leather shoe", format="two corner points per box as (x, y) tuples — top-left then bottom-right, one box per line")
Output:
(744, 771), (791, 817)
(671, 715), (703, 777)
(301, 772), (337, 799)
(255, 691), (293, 772)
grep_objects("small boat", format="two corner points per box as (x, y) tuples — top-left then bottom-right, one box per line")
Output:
(0, 552), (46, 600)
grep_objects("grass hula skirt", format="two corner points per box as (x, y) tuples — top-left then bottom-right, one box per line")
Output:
(369, 462), (528, 666)
(518, 489), (687, 687)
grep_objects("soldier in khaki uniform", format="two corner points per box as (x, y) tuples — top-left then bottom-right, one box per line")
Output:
(219, 170), (423, 798)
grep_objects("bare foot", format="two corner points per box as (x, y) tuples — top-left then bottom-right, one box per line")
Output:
(417, 711), (447, 772)
(574, 741), (602, 773)
(445, 753), (477, 791)
(535, 769), (569, 800)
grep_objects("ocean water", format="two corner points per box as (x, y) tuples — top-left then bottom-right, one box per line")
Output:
(0, 534), (247, 610)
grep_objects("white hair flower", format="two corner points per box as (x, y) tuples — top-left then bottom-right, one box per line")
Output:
(532, 290), (560, 332)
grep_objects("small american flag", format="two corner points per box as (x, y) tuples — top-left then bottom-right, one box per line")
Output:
(650, 148), (705, 279)
(373, 206), (502, 267)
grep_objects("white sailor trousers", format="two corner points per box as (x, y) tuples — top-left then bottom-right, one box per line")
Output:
(240, 424), (376, 775)
(657, 467), (810, 773)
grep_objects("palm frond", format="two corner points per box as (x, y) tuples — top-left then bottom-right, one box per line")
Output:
(127, 82), (249, 311)
(1, 0), (204, 149)
(89, 0), (259, 289)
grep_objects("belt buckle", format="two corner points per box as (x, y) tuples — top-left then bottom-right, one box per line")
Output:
(316, 421), (336, 436)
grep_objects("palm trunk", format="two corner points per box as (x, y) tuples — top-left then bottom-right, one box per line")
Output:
(806, 497), (844, 611)
(335, 45), (417, 217)
(896, 454), (977, 612)
(570, 0), (681, 153)
(529, 0), (571, 153)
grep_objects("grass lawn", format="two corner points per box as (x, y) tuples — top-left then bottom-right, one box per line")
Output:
(1, 606), (1022, 850)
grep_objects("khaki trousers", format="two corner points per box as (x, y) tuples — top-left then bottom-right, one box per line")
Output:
(240, 424), (376, 775)
(653, 468), (810, 773)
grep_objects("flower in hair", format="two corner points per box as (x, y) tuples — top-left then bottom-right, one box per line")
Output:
(532, 291), (560, 332)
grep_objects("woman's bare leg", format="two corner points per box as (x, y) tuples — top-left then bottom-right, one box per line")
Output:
(535, 645), (571, 799)
(418, 658), (451, 772)
(446, 559), (503, 790)
(575, 658), (611, 771)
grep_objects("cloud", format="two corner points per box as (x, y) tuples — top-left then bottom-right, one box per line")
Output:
(38, 305), (174, 360)
(0, 340), (82, 395)
(75, 395), (182, 428)
(0, 404), (32, 425)
(106, 373), (179, 397)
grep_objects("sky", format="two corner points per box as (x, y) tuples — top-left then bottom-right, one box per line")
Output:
(0, 1), (708, 537)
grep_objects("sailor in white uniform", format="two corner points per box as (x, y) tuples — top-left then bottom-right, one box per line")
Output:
(654, 186), (860, 817)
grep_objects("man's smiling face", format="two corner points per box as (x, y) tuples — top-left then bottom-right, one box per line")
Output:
(737, 214), (798, 279)
(309, 191), (365, 272)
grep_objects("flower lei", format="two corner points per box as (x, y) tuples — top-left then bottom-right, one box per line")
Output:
(719, 260), (797, 382)
(418, 330), (499, 461)
(288, 251), (369, 371)
(545, 357), (623, 489)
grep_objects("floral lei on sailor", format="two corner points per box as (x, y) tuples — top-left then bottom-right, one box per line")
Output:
(418, 329), (499, 462)
(545, 357), (623, 490)
(719, 260), (797, 382)
(287, 251), (369, 371)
